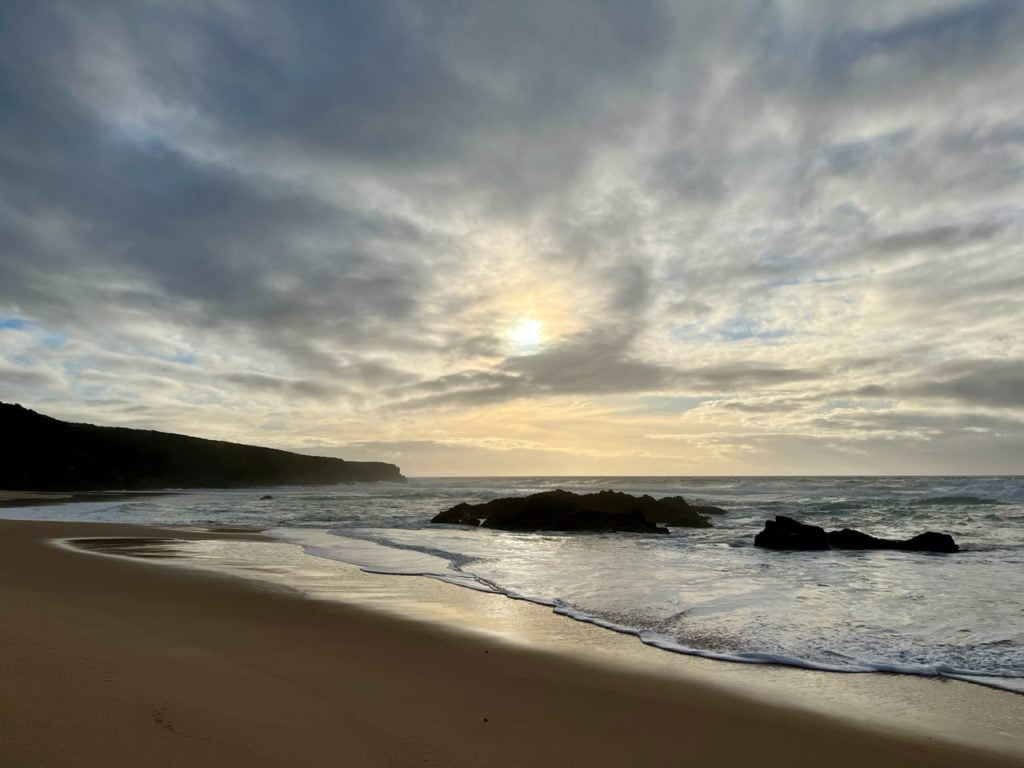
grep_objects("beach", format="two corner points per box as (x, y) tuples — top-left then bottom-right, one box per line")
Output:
(5, 0), (1023, 763)
(2, 518), (1022, 767)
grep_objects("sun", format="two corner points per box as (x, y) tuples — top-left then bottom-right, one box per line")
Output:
(507, 318), (543, 351)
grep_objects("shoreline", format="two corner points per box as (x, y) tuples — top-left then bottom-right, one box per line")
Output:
(0, 489), (181, 509)
(2, 519), (1022, 766)
(74, 524), (1024, 749)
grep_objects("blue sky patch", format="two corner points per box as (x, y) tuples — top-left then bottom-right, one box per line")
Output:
(0, 316), (30, 330)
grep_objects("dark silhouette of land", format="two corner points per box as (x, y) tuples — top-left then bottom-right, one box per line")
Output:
(0, 403), (405, 490)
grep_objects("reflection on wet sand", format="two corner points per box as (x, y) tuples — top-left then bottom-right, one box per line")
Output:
(65, 532), (1024, 758)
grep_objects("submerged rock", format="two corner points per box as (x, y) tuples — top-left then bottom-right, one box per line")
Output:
(430, 489), (724, 534)
(754, 516), (959, 553)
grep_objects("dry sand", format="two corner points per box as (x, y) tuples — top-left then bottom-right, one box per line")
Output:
(1, 518), (1021, 768)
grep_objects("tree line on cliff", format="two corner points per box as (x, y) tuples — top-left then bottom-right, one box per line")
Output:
(0, 403), (405, 491)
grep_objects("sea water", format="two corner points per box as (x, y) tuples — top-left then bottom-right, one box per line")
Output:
(10, 476), (1024, 693)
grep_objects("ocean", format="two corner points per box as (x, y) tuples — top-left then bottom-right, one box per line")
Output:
(10, 476), (1024, 694)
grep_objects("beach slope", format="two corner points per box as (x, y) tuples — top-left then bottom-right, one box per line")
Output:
(0, 519), (1019, 768)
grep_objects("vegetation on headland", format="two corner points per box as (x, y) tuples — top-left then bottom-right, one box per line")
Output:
(0, 402), (405, 491)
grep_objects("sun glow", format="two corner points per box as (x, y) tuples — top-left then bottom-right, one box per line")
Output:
(507, 318), (543, 351)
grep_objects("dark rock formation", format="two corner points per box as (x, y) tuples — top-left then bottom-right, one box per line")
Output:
(900, 532), (960, 553)
(0, 402), (406, 491)
(753, 515), (830, 550)
(432, 503), (486, 526)
(486, 501), (667, 534)
(431, 489), (724, 534)
(755, 516), (959, 553)
(826, 528), (959, 553)
(260, 495), (274, 500)
(646, 495), (727, 524)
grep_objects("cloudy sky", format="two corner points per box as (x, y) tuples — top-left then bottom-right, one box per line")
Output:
(2, 1), (1022, 475)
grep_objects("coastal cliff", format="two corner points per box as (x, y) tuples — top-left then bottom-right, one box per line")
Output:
(0, 403), (405, 490)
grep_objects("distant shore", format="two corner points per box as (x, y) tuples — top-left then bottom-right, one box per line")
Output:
(1, 518), (1022, 767)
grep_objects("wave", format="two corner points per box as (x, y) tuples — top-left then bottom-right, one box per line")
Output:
(272, 527), (1024, 696)
(913, 495), (1005, 506)
(561, 610), (1024, 695)
(813, 500), (866, 512)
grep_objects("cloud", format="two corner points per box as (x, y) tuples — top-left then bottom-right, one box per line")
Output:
(0, 363), (62, 391)
(1, 1), (1022, 473)
(873, 219), (1011, 255)
(906, 359), (1024, 408)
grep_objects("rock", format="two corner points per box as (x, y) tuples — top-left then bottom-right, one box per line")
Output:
(430, 502), (483, 527)
(557, 490), (717, 528)
(430, 489), (723, 534)
(827, 528), (959, 553)
(657, 496), (728, 518)
(901, 532), (959, 553)
(754, 516), (960, 553)
(824, 528), (880, 549)
(259, 494), (274, 500)
(483, 501), (666, 534)
(753, 515), (830, 550)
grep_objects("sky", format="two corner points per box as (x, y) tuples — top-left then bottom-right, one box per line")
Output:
(1, 1), (1023, 476)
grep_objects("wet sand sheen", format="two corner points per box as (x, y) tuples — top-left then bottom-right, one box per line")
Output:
(70, 529), (1024, 753)
(2, 519), (1022, 767)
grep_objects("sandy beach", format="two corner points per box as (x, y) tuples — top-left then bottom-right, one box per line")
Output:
(0, 518), (1021, 767)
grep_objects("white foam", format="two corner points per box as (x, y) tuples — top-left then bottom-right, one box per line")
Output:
(11, 475), (1023, 695)
(268, 525), (1024, 695)
(269, 527), (502, 593)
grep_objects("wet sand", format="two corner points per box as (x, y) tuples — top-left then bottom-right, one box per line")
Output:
(1, 518), (1021, 768)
